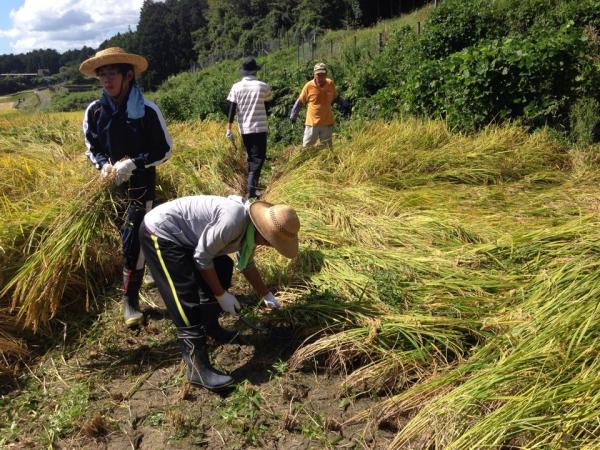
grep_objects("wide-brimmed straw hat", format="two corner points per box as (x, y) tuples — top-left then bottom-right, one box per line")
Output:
(249, 201), (300, 258)
(79, 47), (148, 77)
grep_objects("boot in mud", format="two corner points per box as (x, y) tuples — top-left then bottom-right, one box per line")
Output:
(177, 324), (234, 390)
(123, 268), (144, 328)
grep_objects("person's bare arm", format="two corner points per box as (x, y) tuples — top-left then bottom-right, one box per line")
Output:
(241, 265), (269, 297)
(199, 267), (225, 296)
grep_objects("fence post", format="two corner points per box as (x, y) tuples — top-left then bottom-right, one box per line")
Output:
(379, 32), (384, 52)
(417, 21), (421, 34)
(354, 35), (357, 54)
(311, 30), (316, 61)
(330, 40), (333, 57)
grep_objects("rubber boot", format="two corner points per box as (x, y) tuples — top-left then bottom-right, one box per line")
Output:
(177, 325), (234, 390)
(123, 268), (144, 328)
(200, 302), (239, 343)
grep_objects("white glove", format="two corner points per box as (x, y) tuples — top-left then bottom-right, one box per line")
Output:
(100, 163), (114, 178)
(225, 129), (234, 140)
(215, 291), (241, 315)
(113, 159), (137, 186)
(263, 292), (280, 309)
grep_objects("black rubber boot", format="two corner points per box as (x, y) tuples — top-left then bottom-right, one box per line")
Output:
(177, 325), (234, 390)
(123, 268), (144, 328)
(200, 302), (239, 343)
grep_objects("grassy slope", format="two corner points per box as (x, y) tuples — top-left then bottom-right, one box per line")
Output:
(1, 110), (599, 447)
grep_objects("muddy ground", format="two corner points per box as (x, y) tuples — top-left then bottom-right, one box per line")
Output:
(1, 283), (397, 449)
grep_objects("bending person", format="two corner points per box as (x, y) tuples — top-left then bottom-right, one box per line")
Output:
(140, 195), (300, 390)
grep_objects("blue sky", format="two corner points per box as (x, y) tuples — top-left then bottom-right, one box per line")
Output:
(0, 0), (22, 54)
(0, 0), (146, 55)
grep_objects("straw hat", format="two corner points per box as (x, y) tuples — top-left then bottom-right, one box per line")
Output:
(79, 47), (148, 77)
(249, 201), (300, 258)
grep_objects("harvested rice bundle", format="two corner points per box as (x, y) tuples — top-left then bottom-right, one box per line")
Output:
(2, 178), (119, 332)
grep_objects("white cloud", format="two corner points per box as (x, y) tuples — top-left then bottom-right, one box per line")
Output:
(0, 0), (147, 53)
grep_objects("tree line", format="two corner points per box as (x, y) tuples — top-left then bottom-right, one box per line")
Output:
(0, 0), (428, 92)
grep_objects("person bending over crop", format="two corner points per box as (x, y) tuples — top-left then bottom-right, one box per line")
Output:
(80, 48), (172, 328)
(140, 195), (300, 390)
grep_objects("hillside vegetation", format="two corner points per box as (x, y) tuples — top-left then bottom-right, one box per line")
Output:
(1, 109), (600, 447)
(152, 0), (599, 140)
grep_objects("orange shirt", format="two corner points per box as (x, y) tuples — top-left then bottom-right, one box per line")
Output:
(298, 78), (337, 126)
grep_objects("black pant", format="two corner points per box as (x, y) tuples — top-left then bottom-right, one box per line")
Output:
(241, 132), (267, 197)
(115, 173), (154, 271)
(140, 228), (233, 329)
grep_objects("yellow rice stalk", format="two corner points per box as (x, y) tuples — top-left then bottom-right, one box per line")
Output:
(2, 178), (119, 332)
(158, 121), (247, 197)
(0, 310), (27, 376)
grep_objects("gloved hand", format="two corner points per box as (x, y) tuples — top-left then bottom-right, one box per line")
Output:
(215, 291), (241, 315)
(225, 129), (234, 140)
(100, 163), (114, 178)
(290, 100), (301, 123)
(262, 292), (280, 309)
(113, 158), (137, 186)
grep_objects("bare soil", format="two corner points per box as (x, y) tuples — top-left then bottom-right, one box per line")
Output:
(2, 285), (396, 449)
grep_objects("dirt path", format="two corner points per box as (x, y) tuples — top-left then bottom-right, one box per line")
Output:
(0, 101), (14, 112)
(34, 89), (51, 109)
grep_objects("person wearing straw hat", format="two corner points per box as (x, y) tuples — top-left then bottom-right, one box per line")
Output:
(226, 58), (273, 199)
(80, 47), (172, 329)
(289, 62), (337, 149)
(140, 195), (300, 390)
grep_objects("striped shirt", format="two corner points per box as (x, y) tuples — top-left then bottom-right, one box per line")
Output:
(227, 76), (273, 134)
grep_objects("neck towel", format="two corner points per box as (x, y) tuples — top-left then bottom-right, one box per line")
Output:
(101, 84), (145, 119)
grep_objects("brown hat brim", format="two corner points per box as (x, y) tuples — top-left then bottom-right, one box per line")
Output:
(249, 201), (299, 259)
(79, 52), (148, 77)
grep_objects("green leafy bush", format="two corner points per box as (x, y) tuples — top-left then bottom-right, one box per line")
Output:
(45, 90), (99, 112)
(419, 0), (505, 59)
(570, 97), (600, 144)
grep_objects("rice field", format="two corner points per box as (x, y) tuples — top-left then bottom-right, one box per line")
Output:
(1, 111), (599, 448)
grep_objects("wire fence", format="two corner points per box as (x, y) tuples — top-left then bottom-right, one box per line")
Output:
(193, 1), (439, 71)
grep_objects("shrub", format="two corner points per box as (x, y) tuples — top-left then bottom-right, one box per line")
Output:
(404, 26), (596, 132)
(45, 90), (98, 112)
(570, 97), (600, 145)
(419, 0), (506, 59)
